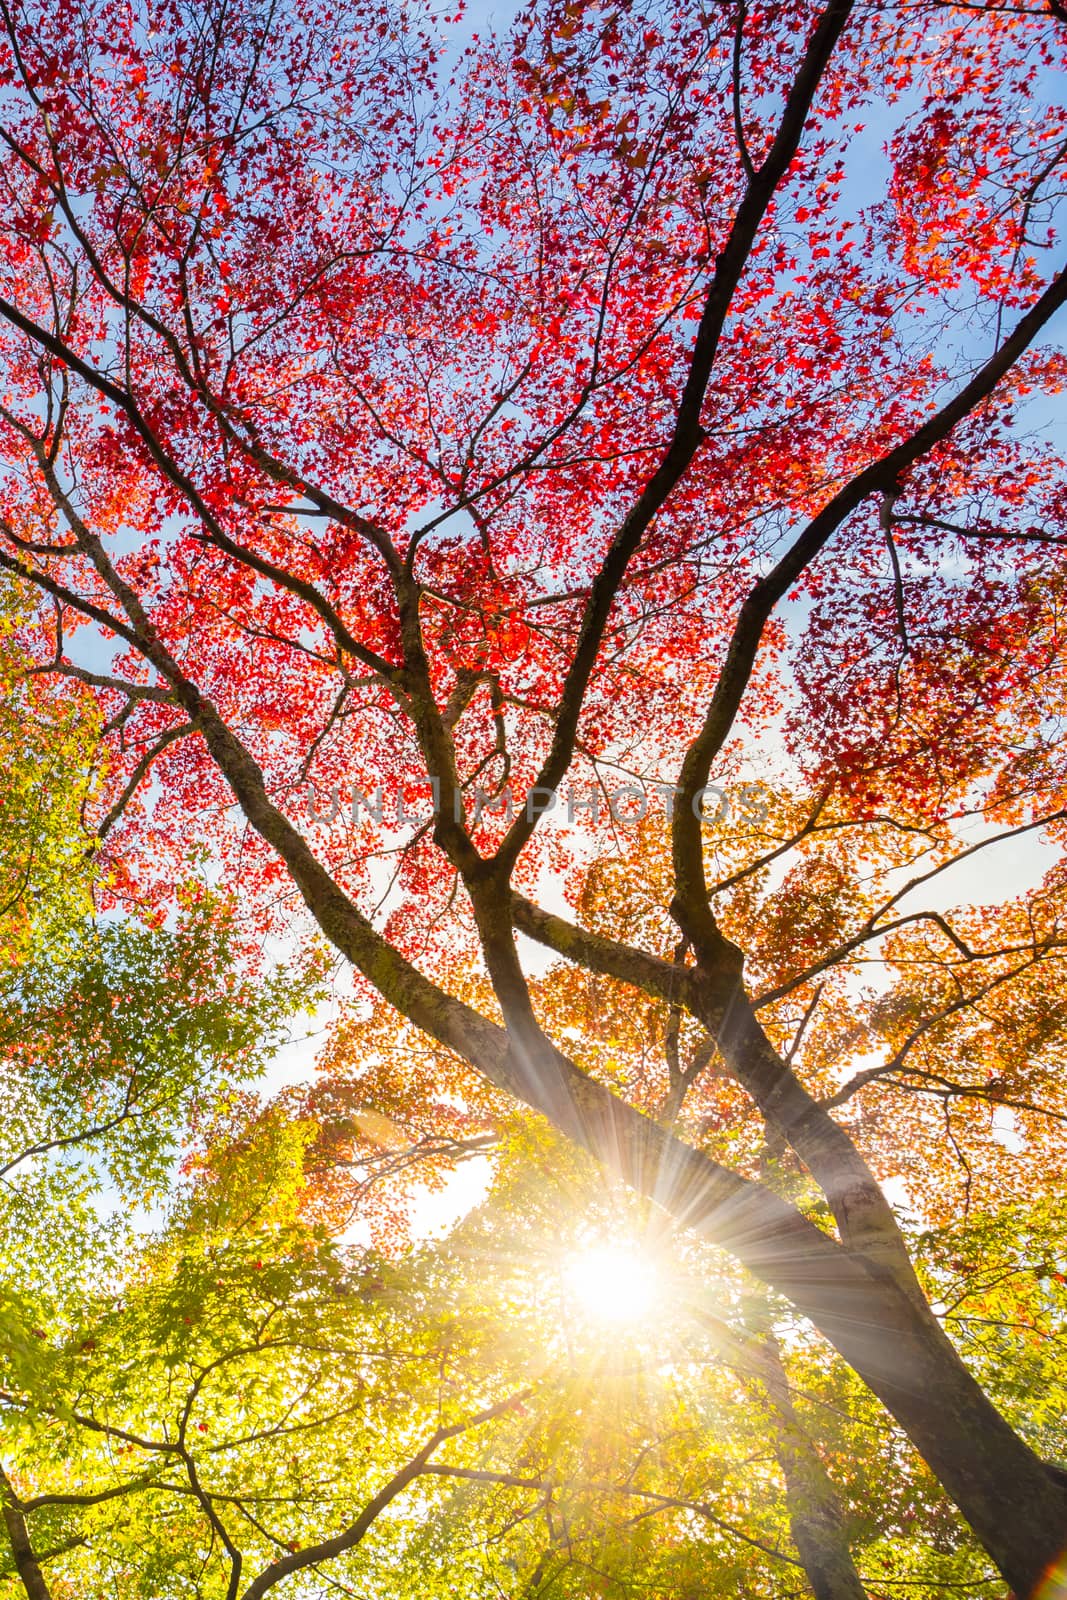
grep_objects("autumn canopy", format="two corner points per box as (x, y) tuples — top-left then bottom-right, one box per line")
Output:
(0, 0), (1065, 1593)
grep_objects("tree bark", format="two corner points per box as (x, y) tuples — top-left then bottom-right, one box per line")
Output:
(761, 1336), (867, 1600)
(174, 702), (1067, 1595)
(695, 1303), (867, 1600)
(0, 1467), (53, 1600)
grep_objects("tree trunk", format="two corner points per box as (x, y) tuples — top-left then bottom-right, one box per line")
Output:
(742, 1243), (1066, 1598)
(774, 1418), (868, 1600)
(182, 701), (1067, 1594)
(697, 1305), (868, 1600)
(0, 1467), (53, 1600)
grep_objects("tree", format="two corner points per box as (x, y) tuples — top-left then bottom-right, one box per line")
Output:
(4, 1089), (1010, 1600)
(0, 1104), (535, 1600)
(0, 0), (1065, 1587)
(0, 656), (1055, 1596)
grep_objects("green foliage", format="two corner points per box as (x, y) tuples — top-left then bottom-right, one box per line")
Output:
(0, 899), (323, 1205)
(0, 591), (1055, 1600)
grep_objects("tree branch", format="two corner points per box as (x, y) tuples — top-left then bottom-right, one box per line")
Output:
(0, 1465), (53, 1600)
(491, 0), (858, 875)
(671, 261), (1067, 963)
(237, 1393), (530, 1600)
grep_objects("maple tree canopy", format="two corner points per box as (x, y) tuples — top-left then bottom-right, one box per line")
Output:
(0, 0), (1066, 1591)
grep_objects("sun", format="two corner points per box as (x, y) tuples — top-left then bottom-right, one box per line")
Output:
(562, 1243), (662, 1327)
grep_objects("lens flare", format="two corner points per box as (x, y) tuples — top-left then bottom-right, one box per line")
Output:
(1035, 1555), (1067, 1600)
